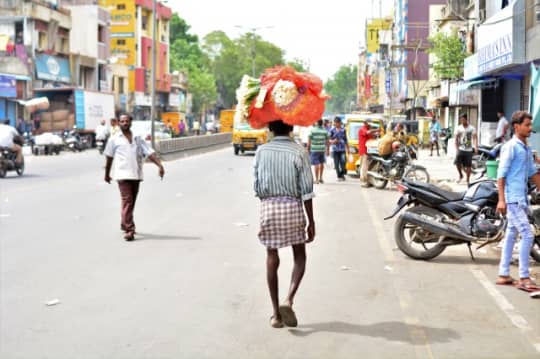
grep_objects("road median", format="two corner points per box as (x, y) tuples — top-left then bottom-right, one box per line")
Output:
(156, 133), (232, 161)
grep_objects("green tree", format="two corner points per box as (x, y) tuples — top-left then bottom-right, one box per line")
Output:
(169, 15), (217, 115)
(287, 58), (309, 72)
(428, 31), (468, 80)
(202, 31), (294, 109)
(324, 65), (358, 114)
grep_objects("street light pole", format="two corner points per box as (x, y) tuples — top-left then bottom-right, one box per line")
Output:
(234, 25), (273, 77)
(150, 0), (157, 149)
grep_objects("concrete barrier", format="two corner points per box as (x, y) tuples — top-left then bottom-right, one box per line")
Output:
(155, 133), (232, 154)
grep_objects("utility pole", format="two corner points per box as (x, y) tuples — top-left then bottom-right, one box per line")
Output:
(234, 25), (274, 77)
(150, 0), (157, 149)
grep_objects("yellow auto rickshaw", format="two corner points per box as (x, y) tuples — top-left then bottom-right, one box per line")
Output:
(344, 114), (387, 173)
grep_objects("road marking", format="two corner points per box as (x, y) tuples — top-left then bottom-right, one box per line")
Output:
(0, 214), (11, 218)
(362, 189), (434, 359)
(470, 268), (531, 330)
(470, 267), (540, 353)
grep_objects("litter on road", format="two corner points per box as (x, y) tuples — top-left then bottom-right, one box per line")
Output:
(45, 299), (60, 306)
(384, 265), (394, 272)
(340, 266), (350, 271)
(234, 222), (249, 227)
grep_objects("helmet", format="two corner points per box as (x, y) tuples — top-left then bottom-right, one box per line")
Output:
(392, 141), (401, 152)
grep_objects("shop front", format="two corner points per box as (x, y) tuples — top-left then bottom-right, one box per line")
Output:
(463, 0), (527, 143)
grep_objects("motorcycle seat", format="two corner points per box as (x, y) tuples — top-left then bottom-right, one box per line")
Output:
(370, 155), (392, 164)
(403, 179), (465, 201)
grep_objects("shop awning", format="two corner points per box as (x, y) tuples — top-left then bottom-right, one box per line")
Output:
(456, 78), (497, 91)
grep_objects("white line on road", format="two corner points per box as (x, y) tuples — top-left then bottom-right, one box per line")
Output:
(470, 267), (540, 353)
(361, 188), (434, 359)
(0, 214), (11, 218)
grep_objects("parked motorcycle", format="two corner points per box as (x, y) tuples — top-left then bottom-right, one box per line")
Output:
(367, 144), (430, 189)
(385, 178), (540, 262)
(62, 129), (83, 152)
(0, 137), (24, 178)
(472, 143), (503, 174)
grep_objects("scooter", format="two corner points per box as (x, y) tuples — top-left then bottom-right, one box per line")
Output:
(96, 136), (108, 155)
(0, 137), (24, 178)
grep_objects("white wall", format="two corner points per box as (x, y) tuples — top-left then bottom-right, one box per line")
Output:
(66, 5), (98, 58)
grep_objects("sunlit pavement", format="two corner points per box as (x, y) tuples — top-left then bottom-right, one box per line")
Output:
(1, 148), (539, 358)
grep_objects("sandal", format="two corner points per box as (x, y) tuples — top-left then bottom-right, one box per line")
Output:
(278, 305), (298, 327)
(496, 276), (517, 286)
(270, 316), (283, 328)
(516, 279), (540, 293)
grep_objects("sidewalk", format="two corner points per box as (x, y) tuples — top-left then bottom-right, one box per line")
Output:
(415, 149), (469, 192)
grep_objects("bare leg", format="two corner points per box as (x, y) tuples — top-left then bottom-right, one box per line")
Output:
(319, 163), (324, 182)
(266, 249), (281, 320)
(465, 166), (471, 184)
(456, 164), (463, 181)
(284, 244), (306, 307)
(435, 141), (440, 156)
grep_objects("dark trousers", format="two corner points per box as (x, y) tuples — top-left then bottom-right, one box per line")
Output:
(333, 151), (347, 178)
(118, 180), (140, 233)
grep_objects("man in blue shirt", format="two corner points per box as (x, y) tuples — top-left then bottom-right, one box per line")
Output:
(329, 117), (349, 181)
(496, 111), (540, 290)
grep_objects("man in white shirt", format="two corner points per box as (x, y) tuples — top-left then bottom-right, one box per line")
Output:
(495, 111), (509, 143)
(0, 122), (23, 165)
(95, 119), (110, 140)
(104, 114), (165, 241)
(454, 114), (478, 185)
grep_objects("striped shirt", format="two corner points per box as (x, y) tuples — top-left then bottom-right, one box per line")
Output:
(254, 136), (315, 201)
(309, 126), (329, 153)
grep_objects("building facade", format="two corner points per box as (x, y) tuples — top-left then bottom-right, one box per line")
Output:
(99, 0), (171, 120)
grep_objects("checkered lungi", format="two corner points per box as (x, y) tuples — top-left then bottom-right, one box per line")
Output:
(258, 196), (307, 249)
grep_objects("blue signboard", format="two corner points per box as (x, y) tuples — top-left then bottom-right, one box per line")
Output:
(35, 54), (71, 83)
(0, 74), (16, 98)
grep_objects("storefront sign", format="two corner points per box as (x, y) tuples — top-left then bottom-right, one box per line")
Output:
(366, 18), (392, 54)
(0, 74), (16, 98)
(478, 34), (513, 74)
(35, 54), (71, 83)
(107, 0), (136, 66)
(464, 0), (525, 80)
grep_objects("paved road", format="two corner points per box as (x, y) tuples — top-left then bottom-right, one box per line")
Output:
(1, 149), (539, 358)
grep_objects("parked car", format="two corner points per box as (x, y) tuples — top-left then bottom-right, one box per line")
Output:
(130, 121), (172, 145)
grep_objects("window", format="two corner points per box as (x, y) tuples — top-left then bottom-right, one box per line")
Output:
(116, 4), (125, 10)
(142, 15), (148, 31)
(98, 25), (105, 43)
(38, 31), (47, 49)
(117, 39), (126, 45)
(118, 77), (125, 93)
(536, 1), (540, 23)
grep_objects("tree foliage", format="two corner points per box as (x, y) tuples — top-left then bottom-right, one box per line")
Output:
(202, 31), (286, 109)
(324, 65), (358, 114)
(169, 14), (217, 115)
(169, 15), (310, 112)
(428, 31), (467, 80)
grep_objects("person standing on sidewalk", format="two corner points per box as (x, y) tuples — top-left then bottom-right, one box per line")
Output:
(495, 110), (510, 143)
(329, 117), (349, 181)
(454, 114), (478, 185)
(104, 114), (165, 241)
(358, 120), (378, 187)
(496, 111), (540, 291)
(429, 116), (441, 156)
(308, 119), (329, 184)
(254, 120), (315, 328)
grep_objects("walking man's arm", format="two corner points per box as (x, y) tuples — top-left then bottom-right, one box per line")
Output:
(304, 199), (315, 242)
(104, 156), (113, 183)
(148, 153), (165, 179)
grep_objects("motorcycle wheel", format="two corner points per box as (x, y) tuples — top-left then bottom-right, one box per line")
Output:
(531, 238), (540, 263)
(16, 159), (24, 176)
(394, 206), (447, 260)
(368, 161), (388, 189)
(403, 167), (430, 183)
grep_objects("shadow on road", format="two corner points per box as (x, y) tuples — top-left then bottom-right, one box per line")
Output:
(428, 255), (501, 266)
(134, 233), (202, 241)
(288, 321), (460, 344)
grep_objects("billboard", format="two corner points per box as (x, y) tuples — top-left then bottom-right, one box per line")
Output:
(0, 74), (16, 98)
(101, 0), (136, 66)
(366, 18), (392, 54)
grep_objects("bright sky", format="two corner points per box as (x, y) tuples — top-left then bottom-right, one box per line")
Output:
(170, 0), (392, 81)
